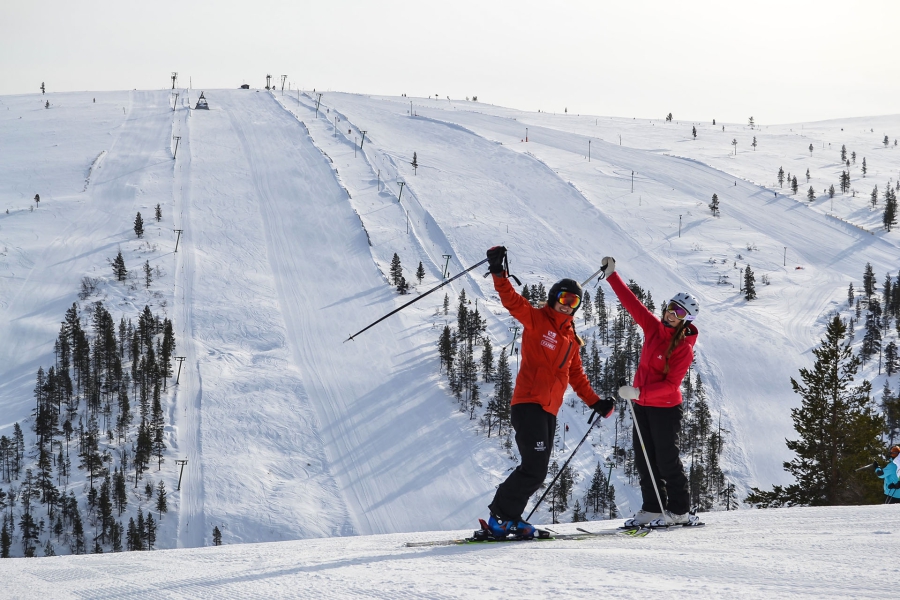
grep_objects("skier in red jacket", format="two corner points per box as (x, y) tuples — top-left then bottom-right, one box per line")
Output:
(600, 256), (700, 527)
(483, 246), (614, 539)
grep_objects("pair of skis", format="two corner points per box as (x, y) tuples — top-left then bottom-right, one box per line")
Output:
(404, 524), (652, 548)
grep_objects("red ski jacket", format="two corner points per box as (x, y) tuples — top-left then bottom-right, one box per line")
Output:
(494, 275), (600, 415)
(607, 272), (698, 408)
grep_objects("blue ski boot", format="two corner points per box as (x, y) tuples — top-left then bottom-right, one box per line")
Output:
(486, 515), (514, 538)
(509, 519), (536, 540)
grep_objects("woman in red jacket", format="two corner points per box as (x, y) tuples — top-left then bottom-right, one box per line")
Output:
(600, 256), (700, 527)
(483, 246), (614, 539)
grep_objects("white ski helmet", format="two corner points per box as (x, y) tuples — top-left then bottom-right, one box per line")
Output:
(668, 292), (700, 321)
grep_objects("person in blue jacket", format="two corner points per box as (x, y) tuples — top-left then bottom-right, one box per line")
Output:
(874, 445), (900, 504)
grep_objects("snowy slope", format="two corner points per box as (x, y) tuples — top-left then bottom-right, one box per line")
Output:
(282, 91), (900, 492)
(0, 504), (894, 599)
(1, 88), (899, 556)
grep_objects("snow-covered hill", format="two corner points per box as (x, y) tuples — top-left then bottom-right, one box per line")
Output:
(1, 88), (899, 558)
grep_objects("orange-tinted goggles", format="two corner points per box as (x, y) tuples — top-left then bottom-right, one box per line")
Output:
(557, 291), (581, 309)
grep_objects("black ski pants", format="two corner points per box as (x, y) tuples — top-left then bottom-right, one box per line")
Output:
(632, 403), (690, 515)
(489, 403), (556, 522)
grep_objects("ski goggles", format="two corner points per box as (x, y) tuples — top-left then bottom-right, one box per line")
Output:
(556, 291), (581, 309)
(666, 302), (690, 320)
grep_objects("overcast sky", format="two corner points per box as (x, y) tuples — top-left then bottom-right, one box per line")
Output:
(2, 0), (898, 124)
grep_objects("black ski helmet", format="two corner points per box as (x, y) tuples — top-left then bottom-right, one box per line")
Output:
(547, 278), (583, 313)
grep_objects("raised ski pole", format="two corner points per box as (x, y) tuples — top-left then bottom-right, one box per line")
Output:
(525, 400), (611, 522)
(344, 258), (489, 342)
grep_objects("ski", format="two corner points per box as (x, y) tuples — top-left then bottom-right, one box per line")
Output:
(648, 520), (705, 529)
(405, 532), (588, 548)
(577, 526), (652, 537)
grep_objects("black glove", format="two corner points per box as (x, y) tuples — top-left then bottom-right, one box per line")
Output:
(888, 481), (900, 490)
(591, 397), (615, 419)
(486, 246), (507, 275)
(873, 461), (880, 472)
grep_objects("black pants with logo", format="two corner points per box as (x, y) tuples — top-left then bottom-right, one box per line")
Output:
(489, 403), (556, 522)
(632, 403), (690, 515)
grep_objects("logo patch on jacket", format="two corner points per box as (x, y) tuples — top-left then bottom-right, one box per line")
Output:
(541, 330), (558, 350)
(535, 441), (546, 452)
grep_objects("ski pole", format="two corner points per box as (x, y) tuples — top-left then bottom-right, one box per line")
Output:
(581, 266), (607, 286)
(344, 258), (489, 342)
(624, 388), (669, 525)
(525, 400), (610, 522)
(856, 462), (878, 472)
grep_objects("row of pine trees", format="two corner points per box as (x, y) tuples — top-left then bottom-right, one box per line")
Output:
(1, 300), (175, 557)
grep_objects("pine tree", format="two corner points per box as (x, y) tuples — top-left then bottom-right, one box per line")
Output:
(416, 261), (425, 284)
(885, 341), (898, 377)
(481, 336), (495, 383)
(582, 289), (593, 324)
(71, 509), (85, 554)
(111, 521), (123, 552)
(863, 263), (877, 298)
(777, 167), (785, 188)
(136, 509), (146, 550)
(871, 185), (879, 208)
(411, 152), (418, 175)
(571, 499), (585, 522)
(114, 467), (128, 515)
(143, 260), (152, 289)
(848, 282), (855, 306)
(397, 275), (409, 295)
(749, 316), (883, 506)
(862, 157), (867, 177)
(743, 266), (756, 301)
(595, 286), (608, 344)
(752, 136), (757, 150)
(213, 525), (222, 546)
(709, 193), (720, 216)
(884, 187), (898, 232)
(791, 176), (799, 195)
(134, 212), (144, 238)
(829, 184), (836, 198)
(493, 351), (513, 434)
(0, 517), (10, 558)
(389, 253), (402, 286)
(806, 168), (811, 183)
(146, 512), (156, 550)
(98, 473), (113, 543)
(841, 144), (847, 162)
(807, 186), (816, 202)
(692, 126), (697, 139)
(127, 517), (138, 551)
(111, 251), (127, 282)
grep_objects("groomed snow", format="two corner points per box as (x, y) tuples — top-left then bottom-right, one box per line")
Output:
(0, 505), (894, 598)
